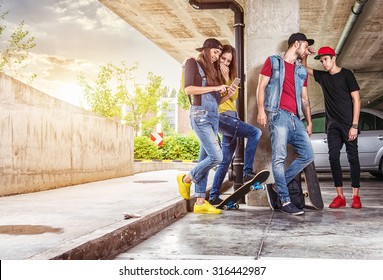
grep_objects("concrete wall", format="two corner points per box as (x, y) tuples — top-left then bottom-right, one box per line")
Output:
(0, 73), (134, 196)
(246, 0), (300, 205)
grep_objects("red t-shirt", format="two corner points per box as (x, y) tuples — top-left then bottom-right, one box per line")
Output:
(260, 57), (308, 116)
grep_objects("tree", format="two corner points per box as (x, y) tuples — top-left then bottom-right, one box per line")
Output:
(177, 87), (190, 110)
(79, 62), (169, 136)
(0, 1), (36, 82)
(177, 66), (190, 110)
(126, 72), (169, 136)
(79, 62), (135, 120)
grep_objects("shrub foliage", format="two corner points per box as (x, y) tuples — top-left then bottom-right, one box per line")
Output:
(134, 133), (200, 160)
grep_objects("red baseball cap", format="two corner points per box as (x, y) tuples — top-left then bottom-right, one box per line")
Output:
(314, 46), (336, 60)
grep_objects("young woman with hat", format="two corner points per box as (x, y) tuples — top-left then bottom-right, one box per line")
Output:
(177, 38), (236, 214)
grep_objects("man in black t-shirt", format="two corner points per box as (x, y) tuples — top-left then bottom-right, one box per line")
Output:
(305, 46), (362, 209)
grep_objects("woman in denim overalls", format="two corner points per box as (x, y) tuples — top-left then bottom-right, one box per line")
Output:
(177, 38), (236, 214)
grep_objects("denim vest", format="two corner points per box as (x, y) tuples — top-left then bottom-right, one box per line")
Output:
(263, 53), (307, 119)
(189, 60), (220, 121)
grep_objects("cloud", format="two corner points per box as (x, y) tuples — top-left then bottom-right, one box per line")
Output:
(47, 0), (125, 33)
(96, 7), (127, 32)
(59, 0), (95, 10)
(1, 0), (181, 107)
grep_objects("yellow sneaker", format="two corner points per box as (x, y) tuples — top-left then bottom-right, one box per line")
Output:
(193, 200), (221, 214)
(177, 174), (191, 199)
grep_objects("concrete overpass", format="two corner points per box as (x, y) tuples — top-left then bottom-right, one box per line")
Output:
(99, 0), (383, 112)
(98, 0), (382, 188)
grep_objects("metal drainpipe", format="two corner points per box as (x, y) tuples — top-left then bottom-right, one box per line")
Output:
(335, 0), (368, 56)
(188, 0), (245, 197)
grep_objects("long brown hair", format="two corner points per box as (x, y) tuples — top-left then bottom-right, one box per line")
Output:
(196, 49), (223, 86)
(221, 45), (238, 81)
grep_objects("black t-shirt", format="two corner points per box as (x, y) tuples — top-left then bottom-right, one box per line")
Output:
(313, 68), (360, 129)
(184, 58), (204, 88)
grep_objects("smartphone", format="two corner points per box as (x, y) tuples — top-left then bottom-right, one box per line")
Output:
(229, 77), (240, 90)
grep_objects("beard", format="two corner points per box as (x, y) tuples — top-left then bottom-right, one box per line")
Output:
(296, 50), (306, 60)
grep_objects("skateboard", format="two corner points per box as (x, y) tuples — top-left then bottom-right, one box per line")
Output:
(266, 162), (324, 210)
(217, 170), (270, 210)
(301, 161), (324, 209)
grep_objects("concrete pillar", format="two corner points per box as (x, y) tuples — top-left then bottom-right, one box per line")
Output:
(245, 0), (300, 206)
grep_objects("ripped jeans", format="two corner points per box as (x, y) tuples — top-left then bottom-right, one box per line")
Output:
(268, 109), (314, 203)
(189, 102), (222, 198)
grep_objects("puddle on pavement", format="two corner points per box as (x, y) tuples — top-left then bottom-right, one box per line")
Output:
(0, 225), (63, 235)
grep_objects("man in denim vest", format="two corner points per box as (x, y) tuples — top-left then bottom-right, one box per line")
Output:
(256, 33), (315, 215)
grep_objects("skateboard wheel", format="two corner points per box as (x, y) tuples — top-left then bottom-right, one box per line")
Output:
(252, 183), (264, 190)
(235, 204), (239, 209)
(223, 205), (228, 210)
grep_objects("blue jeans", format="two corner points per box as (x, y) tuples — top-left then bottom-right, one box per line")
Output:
(268, 109), (314, 203)
(189, 105), (223, 198)
(209, 111), (262, 200)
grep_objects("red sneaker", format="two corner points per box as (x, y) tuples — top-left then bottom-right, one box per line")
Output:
(351, 195), (362, 209)
(329, 195), (346, 208)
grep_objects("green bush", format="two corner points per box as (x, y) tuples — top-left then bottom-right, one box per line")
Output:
(134, 133), (200, 160)
(160, 133), (200, 160)
(134, 136), (162, 159)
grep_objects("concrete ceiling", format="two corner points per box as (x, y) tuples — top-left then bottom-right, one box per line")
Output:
(99, 0), (383, 111)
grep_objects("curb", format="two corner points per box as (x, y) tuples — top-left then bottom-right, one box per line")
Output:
(134, 159), (198, 163)
(28, 200), (188, 260)
(28, 180), (233, 260)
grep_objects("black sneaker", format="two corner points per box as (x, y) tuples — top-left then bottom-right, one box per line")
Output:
(243, 172), (256, 184)
(280, 202), (304, 215)
(208, 197), (223, 205)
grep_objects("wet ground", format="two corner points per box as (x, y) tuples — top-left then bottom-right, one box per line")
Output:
(0, 170), (382, 260)
(115, 173), (383, 260)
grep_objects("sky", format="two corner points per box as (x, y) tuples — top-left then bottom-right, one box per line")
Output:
(1, 0), (181, 107)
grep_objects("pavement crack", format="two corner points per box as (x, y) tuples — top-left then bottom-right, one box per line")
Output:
(255, 211), (275, 259)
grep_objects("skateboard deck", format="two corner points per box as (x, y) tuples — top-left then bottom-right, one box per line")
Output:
(302, 161), (324, 209)
(265, 162), (324, 210)
(217, 170), (270, 210)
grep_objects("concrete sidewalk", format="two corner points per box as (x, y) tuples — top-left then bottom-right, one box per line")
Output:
(0, 170), (189, 260)
(0, 170), (382, 260)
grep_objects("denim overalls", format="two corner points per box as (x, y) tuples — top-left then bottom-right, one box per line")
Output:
(188, 60), (223, 198)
